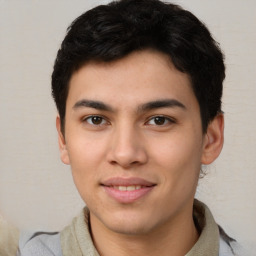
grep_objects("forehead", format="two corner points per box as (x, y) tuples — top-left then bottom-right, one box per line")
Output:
(67, 50), (197, 111)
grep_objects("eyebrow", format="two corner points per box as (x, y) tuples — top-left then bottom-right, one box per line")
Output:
(73, 99), (114, 111)
(72, 99), (186, 112)
(138, 99), (186, 112)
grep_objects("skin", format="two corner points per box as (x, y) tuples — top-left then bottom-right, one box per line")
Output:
(57, 50), (224, 256)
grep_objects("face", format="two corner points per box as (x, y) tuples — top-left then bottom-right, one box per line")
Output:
(57, 50), (223, 236)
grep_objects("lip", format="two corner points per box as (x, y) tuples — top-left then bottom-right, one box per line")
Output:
(101, 177), (156, 203)
(102, 177), (155, 187)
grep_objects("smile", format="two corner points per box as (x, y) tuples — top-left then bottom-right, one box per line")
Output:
(112, 185), (144, 191)
(101, 177), (156, 203)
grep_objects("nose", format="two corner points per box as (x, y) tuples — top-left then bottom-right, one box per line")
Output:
(107, 125), (148, 169)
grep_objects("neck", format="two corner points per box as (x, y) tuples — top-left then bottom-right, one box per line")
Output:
(89, 206), (199, 256)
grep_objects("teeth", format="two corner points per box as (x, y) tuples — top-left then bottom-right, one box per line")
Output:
(113, 185), (142, 191)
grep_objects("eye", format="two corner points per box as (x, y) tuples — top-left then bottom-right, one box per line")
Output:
(146, 116), (174, 126)
(84, 115), (108, 126)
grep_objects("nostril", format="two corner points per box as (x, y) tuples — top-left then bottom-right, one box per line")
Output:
(109, 159), (141, 169)
(106, 135), (148, 167)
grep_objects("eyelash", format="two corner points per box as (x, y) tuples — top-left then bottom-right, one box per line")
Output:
(146, 115), (175, 126)
(83, 115), (109, 126)
(82, 115), (175, 127)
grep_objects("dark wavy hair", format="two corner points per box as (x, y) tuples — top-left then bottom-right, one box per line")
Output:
(52, 0), (225, 133)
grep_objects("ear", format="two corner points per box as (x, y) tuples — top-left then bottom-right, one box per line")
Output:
(56, 116), (70, 165)
(201, 114), (224, 165)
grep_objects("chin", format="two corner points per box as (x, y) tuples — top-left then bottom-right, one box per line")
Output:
(103, 211), (156, 236)
(109, 222), (153, 236)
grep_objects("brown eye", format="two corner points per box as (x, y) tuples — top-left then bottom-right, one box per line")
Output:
(85, 116), (107, 125)
(154, 116), (166, 125)
(91, 116), (103, 125)
(147, 116), (174, 126)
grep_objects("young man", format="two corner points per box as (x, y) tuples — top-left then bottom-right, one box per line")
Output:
(18, 0), (237, 255)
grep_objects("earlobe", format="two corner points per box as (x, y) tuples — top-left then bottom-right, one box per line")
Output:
(201, 114), (224, 165)
(56, 116), (70, 165)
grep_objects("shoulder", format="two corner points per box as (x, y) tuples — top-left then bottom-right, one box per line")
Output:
(17, 231), (62, 256)
(17, 208), (89, 256)
(218, 225), (247, 256)
(219, 236), (235, 256)
(219, 235), (249, 256)
(192, 200), (243, 256)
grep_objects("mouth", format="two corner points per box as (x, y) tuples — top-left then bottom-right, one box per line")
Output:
(111, 185), (148, 191)
(101, 177), (156, 203)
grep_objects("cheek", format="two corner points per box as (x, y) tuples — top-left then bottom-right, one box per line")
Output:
(66, 135), (107, 184)
(66, 140), (104, 205)
(151, 132), (202, 183)
(67, 131), (107, 162)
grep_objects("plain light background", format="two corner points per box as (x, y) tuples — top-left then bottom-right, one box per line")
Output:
(0, 0), (255, 254)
